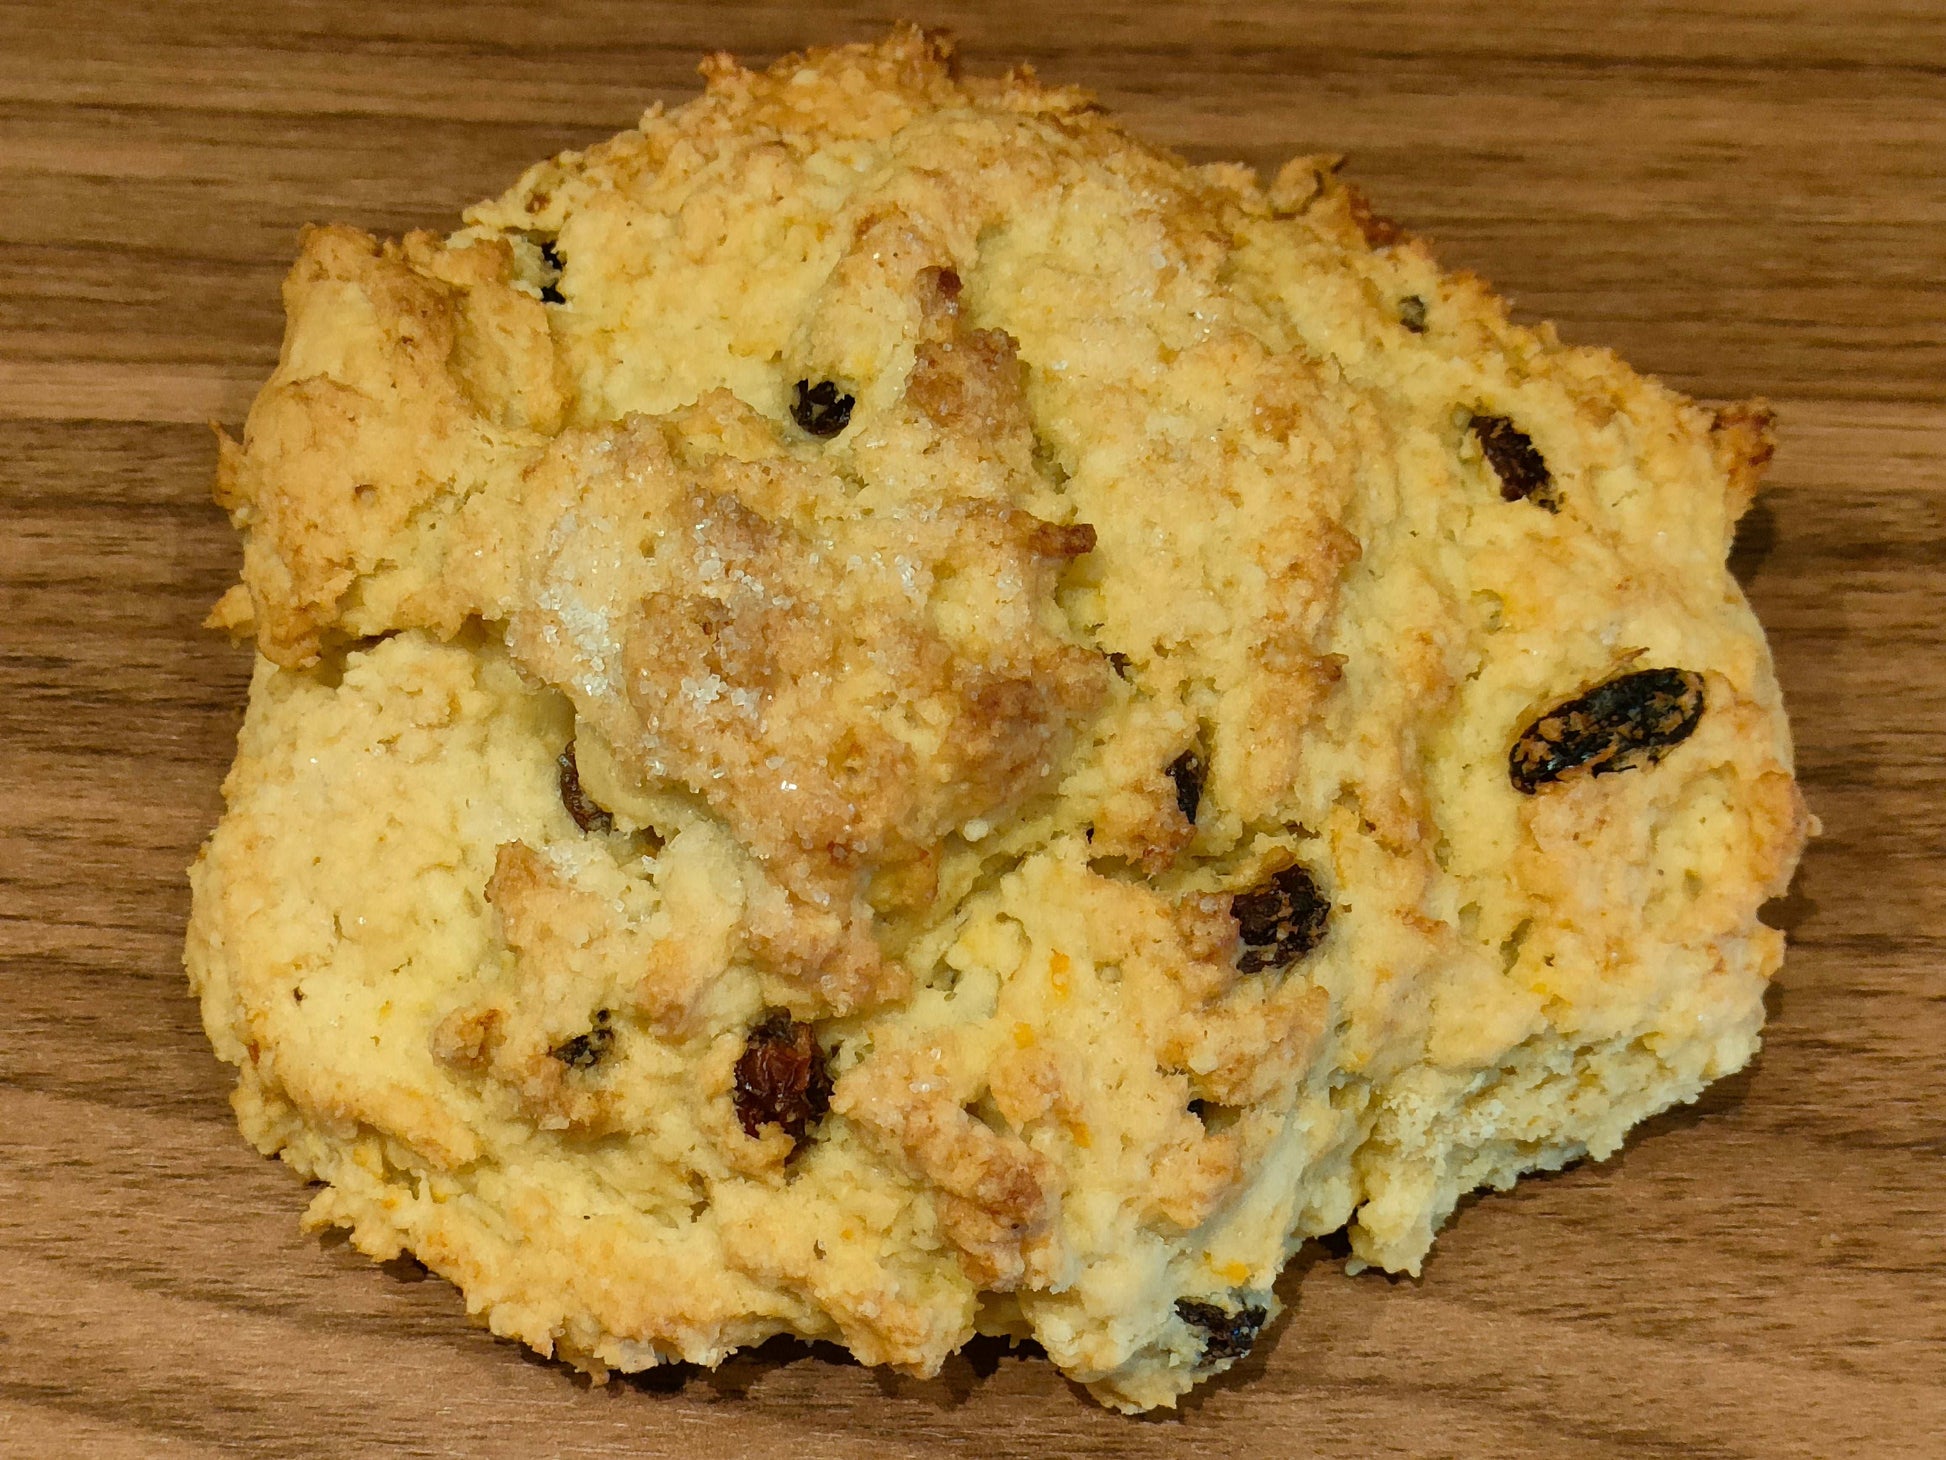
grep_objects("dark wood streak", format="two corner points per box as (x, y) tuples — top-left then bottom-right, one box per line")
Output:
(1, 1), (1941, 1455)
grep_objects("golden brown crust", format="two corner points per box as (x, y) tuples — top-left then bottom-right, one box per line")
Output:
(1711, 398), (1779, 524)
(1342, 184), (1408, 249)
(831, 1038), (1060, 1290)
(498, 373), (1106, 1012)
(218, 225), (560, 664)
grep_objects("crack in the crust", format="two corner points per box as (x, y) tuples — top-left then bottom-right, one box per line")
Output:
(295, 628), (400, 687)
(887, 833), (1037, 993)
(297, 614), (519, 688)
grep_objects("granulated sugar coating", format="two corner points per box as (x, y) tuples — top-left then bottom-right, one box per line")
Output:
(187, 26), (1808, 1410)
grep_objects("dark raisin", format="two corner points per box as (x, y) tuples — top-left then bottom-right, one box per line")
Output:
(1232, 864), (1330, 973)
(1470, 413), (1559, 511)
(558, 741), (613, 834)
(1105, 651), (1132, 679)
(1027, 519), (1097, 560)
(1399, 294), (1428, 333)
(1176, 1299), (1268, 1364)
(790, 379), (855, 438)
(1168, 749), (1205, 825)
(551, 1009), (614, 1070)
(733, 1013), (833, 1142)
(538, 239), (564, 304)
(1509, 667), (1706, 794)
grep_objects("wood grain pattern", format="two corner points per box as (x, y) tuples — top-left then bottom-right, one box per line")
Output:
(2, 2), (1940, 1455)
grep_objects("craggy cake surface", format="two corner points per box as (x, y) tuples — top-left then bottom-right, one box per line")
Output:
(185, 27), (1807, 1411)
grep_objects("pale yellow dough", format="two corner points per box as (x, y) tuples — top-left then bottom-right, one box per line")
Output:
(187, 26), (1807, 1410)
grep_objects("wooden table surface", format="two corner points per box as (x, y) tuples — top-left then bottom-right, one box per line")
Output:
(3, 2), (1940, 1455)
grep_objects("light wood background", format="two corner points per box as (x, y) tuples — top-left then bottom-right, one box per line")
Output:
(2, 2), (1940, 1455)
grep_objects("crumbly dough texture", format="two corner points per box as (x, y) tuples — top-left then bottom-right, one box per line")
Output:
(187, 27), (1807, 1410)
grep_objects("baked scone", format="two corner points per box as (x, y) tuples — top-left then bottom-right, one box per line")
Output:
(186, 26), (1808, 1411)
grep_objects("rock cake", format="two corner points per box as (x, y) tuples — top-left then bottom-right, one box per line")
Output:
(186, 26), (1808, 1410)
